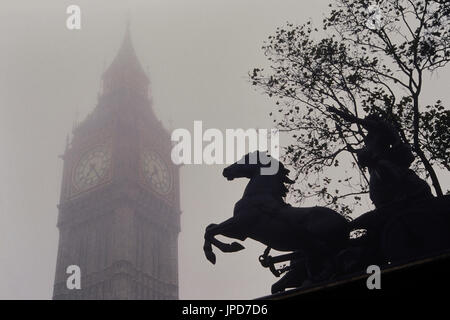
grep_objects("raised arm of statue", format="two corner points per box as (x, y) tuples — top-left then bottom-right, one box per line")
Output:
(327, 106), (356, 122)
(327, 106), (380, 131)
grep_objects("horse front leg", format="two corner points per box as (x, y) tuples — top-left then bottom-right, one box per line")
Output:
(203, 223), (224, 264)
(203, 233), (216, 264)
(203, 218), (246, 264)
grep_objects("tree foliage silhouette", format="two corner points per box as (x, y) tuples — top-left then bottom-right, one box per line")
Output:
(251, 0), (449, 215)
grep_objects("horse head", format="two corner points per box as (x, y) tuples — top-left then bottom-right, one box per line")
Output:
(222, 151), (294, 197)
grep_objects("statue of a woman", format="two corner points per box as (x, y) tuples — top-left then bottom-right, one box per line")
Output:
(327, 107), (432, 207)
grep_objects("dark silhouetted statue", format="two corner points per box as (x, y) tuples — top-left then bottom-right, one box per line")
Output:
(203, 122), (449, 294)
(327, 108), (450, 271)
(327, 106), (432, 208)
(203, 151), (349, 293)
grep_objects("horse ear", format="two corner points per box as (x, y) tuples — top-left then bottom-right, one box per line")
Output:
(250, 150), (260, 158)
(281, 167), (290, 174)
(258, 150), (268, 157)
(283, 176), (295, 184)
(257, 150), (272, 165)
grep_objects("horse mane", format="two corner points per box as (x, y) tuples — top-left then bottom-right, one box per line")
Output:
(276, 164), (295, 197)
(257, 152), (294, 198)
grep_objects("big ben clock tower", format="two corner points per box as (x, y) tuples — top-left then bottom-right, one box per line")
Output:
(53, 26), (180, 300)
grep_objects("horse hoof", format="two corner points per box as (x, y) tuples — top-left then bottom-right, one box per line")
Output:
(230, 242), (245, 252)
(205, 251), (216, 264)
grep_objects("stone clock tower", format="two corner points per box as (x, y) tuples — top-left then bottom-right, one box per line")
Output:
(53, 27), (180, 300)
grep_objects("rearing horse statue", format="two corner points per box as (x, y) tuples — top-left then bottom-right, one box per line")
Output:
(203, 151), (350, 293)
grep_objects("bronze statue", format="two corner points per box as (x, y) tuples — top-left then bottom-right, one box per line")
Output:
(327, 106), (432, 208)
(202, 114), (448, 295)
(202, 150), (450, 294)
(203, 151), (349, 293)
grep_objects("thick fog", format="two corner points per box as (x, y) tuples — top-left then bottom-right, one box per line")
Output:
(0, 0), (448, 299)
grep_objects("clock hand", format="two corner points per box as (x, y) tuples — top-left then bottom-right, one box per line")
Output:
(147, 166), (158, 180)
(92, 166), (101, 178)
(149, 170), (158, 183)
(88, 163), (100, 179)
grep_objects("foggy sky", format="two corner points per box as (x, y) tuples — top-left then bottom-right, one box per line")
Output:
(0, 0), (448, 299)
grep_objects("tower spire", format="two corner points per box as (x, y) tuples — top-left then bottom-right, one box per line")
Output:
(101, 22), (149, 97)
(126, 10), (131, 33)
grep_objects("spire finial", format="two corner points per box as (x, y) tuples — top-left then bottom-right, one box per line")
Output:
(126, 10), (131, 32)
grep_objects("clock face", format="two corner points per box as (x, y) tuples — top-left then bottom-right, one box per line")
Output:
(73, 145), (112, 192)
(142, 150), (172, 195)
